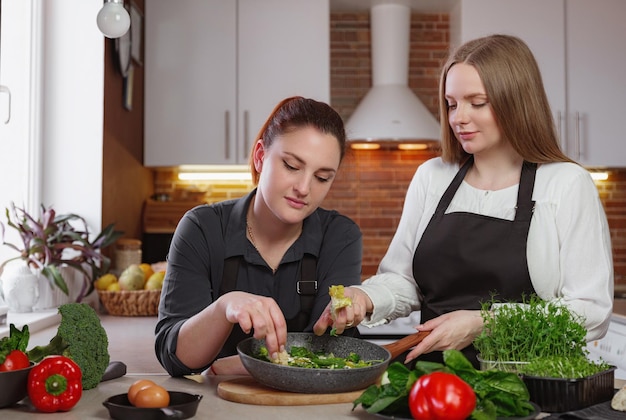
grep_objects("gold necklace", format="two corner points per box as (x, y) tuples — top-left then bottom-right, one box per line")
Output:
(246, 219), (276, 273)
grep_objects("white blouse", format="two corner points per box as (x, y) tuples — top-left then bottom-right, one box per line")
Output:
(356, 157), (614, 340)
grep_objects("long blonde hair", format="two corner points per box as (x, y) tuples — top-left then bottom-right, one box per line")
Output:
(438, 34), (574, 165)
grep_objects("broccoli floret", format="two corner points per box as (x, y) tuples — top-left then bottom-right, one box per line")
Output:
(27, 303), (110, 390)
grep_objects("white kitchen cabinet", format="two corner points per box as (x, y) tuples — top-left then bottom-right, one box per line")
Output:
(450, 0), (626, 167)
(564, 1), (626, 167)
(144, 0), (330, 167)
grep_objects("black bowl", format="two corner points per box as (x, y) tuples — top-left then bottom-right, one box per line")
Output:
(0, 363), (34, 408)
(103, 391), (202, 420)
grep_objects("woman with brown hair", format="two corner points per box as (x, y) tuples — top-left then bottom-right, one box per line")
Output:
(156, 97), (362, 376)
(315, 34), (613, 367)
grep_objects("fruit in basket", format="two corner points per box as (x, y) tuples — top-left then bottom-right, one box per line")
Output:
(138, 263), (154, 283)
(144, 271), (165, 290)
(94, 273), (118, 291)
(107, 282), (121, 292)
(118, 264), (145, 291)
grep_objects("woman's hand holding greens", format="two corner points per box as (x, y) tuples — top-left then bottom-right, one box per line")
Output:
(313, 287), (371, 336)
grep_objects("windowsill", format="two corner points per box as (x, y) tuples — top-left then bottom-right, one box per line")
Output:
(0, 309), (61, 338)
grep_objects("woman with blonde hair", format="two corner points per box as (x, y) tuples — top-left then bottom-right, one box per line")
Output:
(315, 34), (613, 367)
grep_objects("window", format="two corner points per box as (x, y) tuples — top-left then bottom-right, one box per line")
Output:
(0, 0), (41, 264)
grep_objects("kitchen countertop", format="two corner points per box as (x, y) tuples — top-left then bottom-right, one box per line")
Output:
(4, 374), (379, 419)
(5, 373), (626, 420)
(27, 314), (166, 375)
(4, 310), (625, 418)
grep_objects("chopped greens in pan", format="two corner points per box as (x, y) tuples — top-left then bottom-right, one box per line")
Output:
(255, 346), (380, 369)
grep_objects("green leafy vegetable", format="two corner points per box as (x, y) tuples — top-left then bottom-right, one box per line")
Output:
(353, 349), (534, 420)
(255, 345), (378, 369)
(0, 324), (30, 364)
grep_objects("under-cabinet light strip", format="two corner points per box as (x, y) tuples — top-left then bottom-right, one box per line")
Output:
(178, 172), (252, 181)
(589, 172), (609, 181)
(178, 170), (608, 183)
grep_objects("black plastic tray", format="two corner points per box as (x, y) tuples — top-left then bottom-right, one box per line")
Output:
(522, 367), (616, 412)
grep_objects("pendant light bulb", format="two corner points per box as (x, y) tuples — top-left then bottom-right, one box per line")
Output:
(97, 0), (131, 39)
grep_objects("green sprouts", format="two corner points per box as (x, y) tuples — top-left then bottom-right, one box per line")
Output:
(473, 294), (609, 378)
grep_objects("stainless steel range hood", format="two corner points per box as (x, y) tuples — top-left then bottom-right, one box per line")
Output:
(346, 1), (440, 149)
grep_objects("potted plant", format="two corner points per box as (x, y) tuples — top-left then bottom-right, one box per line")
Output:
(474, 294), (614, 412)
(0, 202), (123, 306)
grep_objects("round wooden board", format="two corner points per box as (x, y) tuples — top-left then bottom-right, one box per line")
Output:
(217, 376), (366, 406)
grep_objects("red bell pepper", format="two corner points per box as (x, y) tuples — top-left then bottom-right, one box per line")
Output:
(0, 349), (30, 371)
(408, 371), (476, 420)
(27, 355), (83, 413)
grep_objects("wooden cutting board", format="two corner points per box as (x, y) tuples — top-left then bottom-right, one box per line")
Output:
(217, 377), (366, 406)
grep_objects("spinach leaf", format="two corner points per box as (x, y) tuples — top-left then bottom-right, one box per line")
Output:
(352, 362), (415, 415)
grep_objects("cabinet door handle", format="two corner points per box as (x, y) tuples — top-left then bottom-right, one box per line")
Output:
(575, 111), (581, 160)
(224, 110), (230, 160)
(243, 110), (249, 161)
(0, 85), (11, 124)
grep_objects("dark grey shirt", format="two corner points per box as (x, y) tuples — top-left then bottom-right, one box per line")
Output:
(155, 190), (363, 376)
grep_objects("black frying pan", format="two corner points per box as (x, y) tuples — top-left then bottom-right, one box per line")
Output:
(237, 331), (429, 394)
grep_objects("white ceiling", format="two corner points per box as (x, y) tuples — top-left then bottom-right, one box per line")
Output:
(330, 0), (458, 13)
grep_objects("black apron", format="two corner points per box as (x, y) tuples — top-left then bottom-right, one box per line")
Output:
(215, 255), (318, 358)
(412, 156), (538, 367)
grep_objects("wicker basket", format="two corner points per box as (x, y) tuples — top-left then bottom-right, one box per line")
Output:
(98, 289), (161, 316)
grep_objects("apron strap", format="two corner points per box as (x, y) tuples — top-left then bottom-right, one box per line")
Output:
(218, 254), (318, 331)
(433, 157), (473, 218)
(514, 161), (537, 222)
(218, 256), (239, 299)
(290, 254), (317, 331)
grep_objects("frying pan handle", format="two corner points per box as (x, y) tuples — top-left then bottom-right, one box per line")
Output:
(382, 331), (431, 360)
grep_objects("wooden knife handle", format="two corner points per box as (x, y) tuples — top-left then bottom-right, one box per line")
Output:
(382, 331), (431, 360)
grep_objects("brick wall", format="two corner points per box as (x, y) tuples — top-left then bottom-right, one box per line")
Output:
(329, 12), (448, 122)
(324, 12), (626, 290)
(595, 172), (626, 290)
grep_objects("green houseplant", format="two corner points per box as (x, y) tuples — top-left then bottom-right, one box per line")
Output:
(0, 202), (123, 302)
